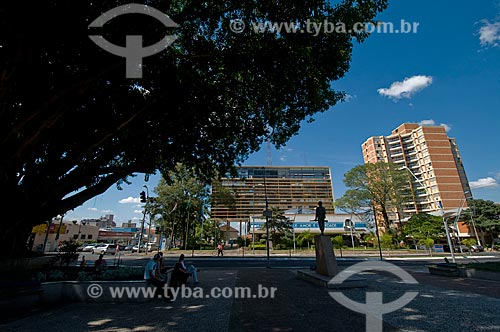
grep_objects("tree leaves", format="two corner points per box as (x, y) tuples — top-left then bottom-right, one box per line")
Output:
(0, 0), (388, 257)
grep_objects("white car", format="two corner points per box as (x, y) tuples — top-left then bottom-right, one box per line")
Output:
(92, 243), (117, 255)
(81, 244), (96, 252)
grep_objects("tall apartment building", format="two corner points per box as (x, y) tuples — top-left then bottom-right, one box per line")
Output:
(362, 123), (471, 217)
(210, 166), (335, 223)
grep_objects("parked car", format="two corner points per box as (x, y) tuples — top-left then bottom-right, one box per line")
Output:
(443, 244), (470, 253)
(79, 244), (97, 252)
(471, 244), (484, 252)
(123, 244), (134, 251)
(453, 244), (470, 253)
(131, 243), (156, 253)
(92, 243), (117, 255)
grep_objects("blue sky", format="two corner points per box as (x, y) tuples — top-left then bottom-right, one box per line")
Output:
(65, 1), (500, 225)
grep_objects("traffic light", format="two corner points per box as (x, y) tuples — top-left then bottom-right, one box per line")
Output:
(140, 191), (146, 203)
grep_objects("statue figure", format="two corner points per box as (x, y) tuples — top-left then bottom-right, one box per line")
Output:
(315, 201), (326, 235)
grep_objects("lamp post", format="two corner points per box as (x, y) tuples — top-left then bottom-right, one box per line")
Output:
(143, 185), (152, 254)
(292, 207), (300, 255)
(403, 166), (456, 262)
(263, 168), (271, 268)
(54, 214), (64, 241)
(251, 216), (256, 254)
(346, 216), (356, 254)
(466, 194), (481, 246)
(42, 219), (53, 253)
(371, 202), (383, 261)
(453, 190), (471, 254)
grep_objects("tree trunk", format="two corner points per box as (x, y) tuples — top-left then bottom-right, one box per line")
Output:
(1, 220), (38, 259)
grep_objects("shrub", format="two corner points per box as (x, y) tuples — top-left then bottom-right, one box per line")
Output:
(251, 244), (267, 250)
(48, 270), (65, 281)
(97, 267), (144, 281)
(77, 271), (93, 281)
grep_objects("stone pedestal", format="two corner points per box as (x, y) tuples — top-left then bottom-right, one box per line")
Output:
(314, 235), (338, 277)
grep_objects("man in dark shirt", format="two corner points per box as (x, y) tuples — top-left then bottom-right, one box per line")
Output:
(315, 201), (326, 235)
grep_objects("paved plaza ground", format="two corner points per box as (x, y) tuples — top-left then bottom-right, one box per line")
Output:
(2, 260), (500, 332)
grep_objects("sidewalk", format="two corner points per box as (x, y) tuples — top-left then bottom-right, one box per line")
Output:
(2, 265), (500, 332)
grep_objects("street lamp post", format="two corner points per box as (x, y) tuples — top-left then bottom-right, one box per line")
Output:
(453, 190), (471, 254)
(263, 168), (271, 268)
(466, 195), (481, 246)
(42, 219), (53, 253)
(403, 166), (456, 262)
(347, 216), (356, 254)
(371, 202), (383, 261)
(54, 214), (64, 241)
(292, 208), (299, 255)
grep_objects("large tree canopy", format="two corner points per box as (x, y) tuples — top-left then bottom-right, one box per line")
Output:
(462, 199), (500, 246)
(0, 0), (388, 257)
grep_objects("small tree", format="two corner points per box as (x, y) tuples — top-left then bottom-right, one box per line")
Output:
(380, 233), (393, 252)
(260, 208), (292, 246)
(401, 213), (444, 247)
(296, 230), (313, 249)
(332, 235), (344, 258)
(420, 238), (435, 255)
(363, 233), (377, 248)
(461, 238), (476, 248)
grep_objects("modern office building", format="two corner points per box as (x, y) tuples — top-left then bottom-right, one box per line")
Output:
(210, 166), (335, 223)
(362, 123), (472, 221)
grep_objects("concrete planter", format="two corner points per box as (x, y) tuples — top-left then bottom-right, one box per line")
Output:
(1, 279), (162, 315)
(427, 264), (460, 277)
(428, 264), (500, 282)
(458, 267), (500, 282)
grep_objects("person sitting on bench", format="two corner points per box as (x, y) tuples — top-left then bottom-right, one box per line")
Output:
(179, 254), (199, 284)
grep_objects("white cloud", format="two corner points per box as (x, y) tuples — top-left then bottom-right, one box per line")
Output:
(440, 123), (452, 132)
(101, 209), (113, 214)
(418, 119), (452, 132)
(419, 119), (436, 126)
(119, 196), (140, 204)
(478, 20), (500, 47)
(87, 207), (98, 211)
(344, 94), (356, 102)
(134, 209), (144, 214)
(378, 75), (433, 100)
(470, 177), (499, 189)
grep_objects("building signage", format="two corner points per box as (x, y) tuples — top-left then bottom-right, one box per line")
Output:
(32, 223), (67, 234)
